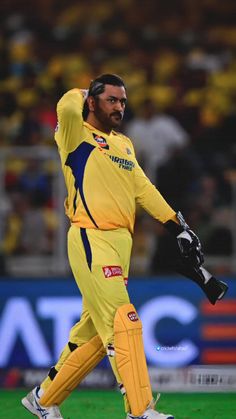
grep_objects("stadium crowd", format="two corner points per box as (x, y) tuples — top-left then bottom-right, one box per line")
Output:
(0, 0), (236, 276)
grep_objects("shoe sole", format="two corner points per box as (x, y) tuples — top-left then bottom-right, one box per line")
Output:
(21, 397), (40, 418)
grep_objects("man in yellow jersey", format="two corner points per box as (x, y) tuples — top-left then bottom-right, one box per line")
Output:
(22, 74), (227, 419)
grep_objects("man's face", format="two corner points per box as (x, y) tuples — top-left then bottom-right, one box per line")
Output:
(93, 84), (127, 130)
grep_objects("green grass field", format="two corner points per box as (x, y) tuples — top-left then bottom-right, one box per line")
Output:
(0, 390), (235, 419)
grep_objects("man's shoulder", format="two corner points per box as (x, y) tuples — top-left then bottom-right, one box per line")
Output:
(112, 130), (132, 144)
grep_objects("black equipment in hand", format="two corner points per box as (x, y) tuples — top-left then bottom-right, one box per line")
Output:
(164, 211), (228, 305)
(164, 211), (204, 268)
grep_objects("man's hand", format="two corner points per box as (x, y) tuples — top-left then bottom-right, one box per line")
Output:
(164, 211), (204, 269)
(80, 89), (89, 101)
(176, 228), (204, 268)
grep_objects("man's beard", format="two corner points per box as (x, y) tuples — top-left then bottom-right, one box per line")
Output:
(94, 104), (123, 130)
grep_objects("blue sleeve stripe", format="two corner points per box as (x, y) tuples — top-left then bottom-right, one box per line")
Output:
(65, 142), (98, 228)
(80, 228), (92, 270)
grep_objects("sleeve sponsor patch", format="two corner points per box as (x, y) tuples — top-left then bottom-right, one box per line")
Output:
(102, 265), (123, 278)
(127, 311), (139, 322)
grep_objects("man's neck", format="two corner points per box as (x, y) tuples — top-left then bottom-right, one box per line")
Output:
(86, 115), (111, 134)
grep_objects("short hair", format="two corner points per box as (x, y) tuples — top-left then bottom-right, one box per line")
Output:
(83, 74), (126, 119)
(88, 74), (126, 97)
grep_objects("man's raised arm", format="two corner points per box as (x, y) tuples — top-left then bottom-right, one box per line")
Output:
(55, 88), (88, 153)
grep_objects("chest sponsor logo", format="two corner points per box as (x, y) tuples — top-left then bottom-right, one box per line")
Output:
(102, 265), (123, 278)
(93, 134), (109, 150)
(106, 154), (135, 171)
(127, 311), (139, 322)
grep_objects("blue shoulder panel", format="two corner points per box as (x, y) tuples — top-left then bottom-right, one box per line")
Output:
(65, 141), (98, 228)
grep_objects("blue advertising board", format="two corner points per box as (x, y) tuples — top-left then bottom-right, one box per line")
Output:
(0, 277), (236, 371)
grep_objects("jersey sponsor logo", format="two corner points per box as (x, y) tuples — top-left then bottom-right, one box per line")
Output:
(102, 265), (123, 278)
(127, 311), (139, 322)
(93, 134), (109, 149)
(106, 154), (135, 171)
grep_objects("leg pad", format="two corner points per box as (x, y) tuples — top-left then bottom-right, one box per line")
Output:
(114, 303), (153, 416)
(40, 335), (106, 406)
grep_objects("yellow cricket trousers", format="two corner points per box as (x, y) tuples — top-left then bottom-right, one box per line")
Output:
(67, 224), (132, 347)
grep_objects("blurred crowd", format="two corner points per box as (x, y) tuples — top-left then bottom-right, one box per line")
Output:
(0, 0), (236, 276)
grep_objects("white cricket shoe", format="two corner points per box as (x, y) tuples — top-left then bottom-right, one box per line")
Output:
(126, 396), (174, 419)
(21, 386), (63, 418)
(127, 409), (174, 419)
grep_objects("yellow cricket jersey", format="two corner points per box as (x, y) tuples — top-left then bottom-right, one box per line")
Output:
(55, 89), (176, 233)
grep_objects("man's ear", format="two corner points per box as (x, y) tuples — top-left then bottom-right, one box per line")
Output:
(87, 96), (95, 112)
